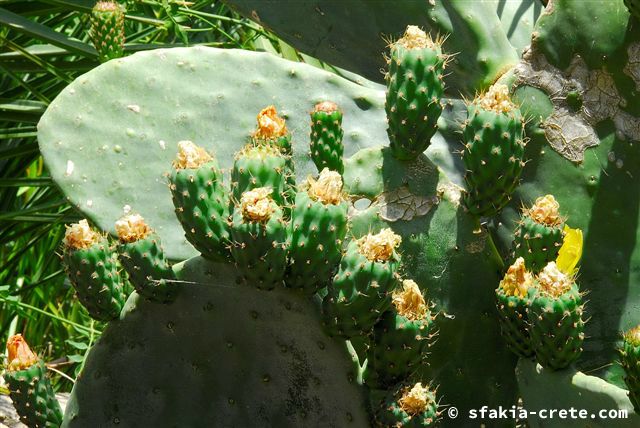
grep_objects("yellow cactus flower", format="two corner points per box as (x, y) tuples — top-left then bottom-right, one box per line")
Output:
(556, 225), (583, 276)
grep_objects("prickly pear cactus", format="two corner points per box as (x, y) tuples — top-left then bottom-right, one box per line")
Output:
(25, 1), (640, 426)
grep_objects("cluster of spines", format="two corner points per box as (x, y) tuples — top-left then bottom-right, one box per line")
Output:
(619, 325), (640, 413)
(321, 228), (402, 338)
(366, 279), (435, 388)
(385, 26), (447, 161)
(286, 169), (348, 294)
(169, 140), (231, 262)
(62, 219), (127, 321)
(90, 1), (125, 63)
(115, 213), (177, 303)
(3, 335), (63, 428)
(374, 382), (440, 427)
(309, 101), (345, 174)
(513, 195), (565, 273)
(495, 258), (586, 370)
(461, 83), (526, 218)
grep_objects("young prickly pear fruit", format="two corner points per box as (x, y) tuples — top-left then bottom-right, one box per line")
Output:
(322, 228), (402, 338)
(62, 220), (127, 321)
(4, 335), (63, 428)
(495, 257), (534, 358)
(230, 187), (288, 290)
(513, 195), (565, 273)
(231, 142), (290, 208)
(462, 83), (526, 217)
(252, 106), (296, 206)
(366, 279), (435, 388)
(375, 382), (439, 427)
(309, 101), (344, 174)
(169, 141), (231, 262)
(90, 1), (125, 63)
(385, 25), (447, 161)
(529, 262), (585, 370)
(286, 169), (348, 294)
(115, 213), (176, 303)
(619, 325), (640, 413)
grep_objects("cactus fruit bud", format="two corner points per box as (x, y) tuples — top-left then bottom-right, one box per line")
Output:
(310, 102), (344, 174)
(528, 261), (585, 370)
(240, 187), (275, 223)
(357, 228), (402, 262)
(172, 140), (213, 170)
(90, 1), (125, 63)
(392, 279), (428, 321)
(6, 334), (37, 372)
(462, 83), (525, 218)
(536, 261), (572, 297)
(254, 105), (288, 141)
(306, 168), (344, 205)
(62, 220), (127, 321)
(620, 325), (640, 413)
(232, 143), (290, 208)
(63, 219), (101, 249)
(115, 213), (151, 243)
(385, 25), (446, 160)
(498, 257), (532, 299)
(495, 258), (534, 358)
(4, 335), (63, 427)
(375, 382), (439, 426)
(527, 195), (562, 226)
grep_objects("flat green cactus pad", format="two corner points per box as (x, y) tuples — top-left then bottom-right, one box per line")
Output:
(62, 257), (369, 427)
(516, 359), (640, 428)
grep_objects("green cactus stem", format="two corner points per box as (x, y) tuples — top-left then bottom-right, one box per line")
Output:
(169, 141), (231, 262)
(322, 228), (402, 338)
(115, 214), (177, 303)
(3, 335), (63, 428)
(309, 101), (344, 174)
(374, 382), (439, 427)
(513, 195), (565, 273)
(90, 1), (125, 63)
(62, 219), (126, 321)
(230, 187), (288, 290)
(620, 325), (640, 413)
(286, 169), (348, 294)
(462, 83), (525, 218)
(529, 262), (585, 370)
(385, 26), (446, 161)
(495, 257), (535, 358)
(625, 0), (640, 21)
(366, 279), (435, 388)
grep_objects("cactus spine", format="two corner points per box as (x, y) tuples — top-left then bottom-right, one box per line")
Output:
(462, 83), (525, 217)
(3, 335), (63, 428)
(513, 195), (565, 273)
(62, 220), (126, 321)
(385, 26), (446, 161)
(286, 169), (348, 293)
(90, 1), (125, 63)
(169, 141), (231, 262)
(620, 325), (640, 413)
(115, 214), (176, 303)
(309, 101), (345, 174)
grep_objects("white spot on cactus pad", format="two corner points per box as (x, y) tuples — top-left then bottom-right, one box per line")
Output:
(123, 205), (132, 214)
(86, 200), (93, 207)
(65, 160), (74, 176)
(127, 105), (141, 113)
(158, 140), (166, 150)
(377, 186), (439, 222)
